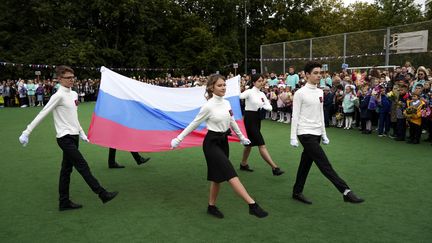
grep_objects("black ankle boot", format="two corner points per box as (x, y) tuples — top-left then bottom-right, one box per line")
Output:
(207, 205), (224, 218)
(108, 162), (125, 169)
(136, 157), (150, 165)
(240, 164), (254, 172)
(343, 191), (364, 203)
(272, 167), (284, 176)
(99, 191), (119, 203)
(249, 203), (268, 218)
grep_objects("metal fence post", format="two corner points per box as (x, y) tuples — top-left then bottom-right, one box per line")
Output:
(260, 45), (263, 74)
(310, 39), (313, 60)
(385, 27), (390, 66)
(343, 33), (347, 65)
(283, 42), (286, 74)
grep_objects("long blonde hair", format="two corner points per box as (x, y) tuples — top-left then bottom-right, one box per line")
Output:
(205, 74), (225, 100)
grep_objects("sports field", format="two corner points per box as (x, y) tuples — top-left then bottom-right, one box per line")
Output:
(1, 102), (431, 242)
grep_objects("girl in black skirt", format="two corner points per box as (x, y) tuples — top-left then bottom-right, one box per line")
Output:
(171, 74), (268, 219)
(239, 74), (284, 176)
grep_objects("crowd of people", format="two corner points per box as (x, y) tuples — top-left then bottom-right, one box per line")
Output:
(0, 78), (100, 107)
(0, 75), (210, 107)
(256, 62), (432, 145)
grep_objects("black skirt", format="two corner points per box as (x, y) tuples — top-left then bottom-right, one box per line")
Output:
(244, 111), (265, 146)
(203, 130), (238, 183)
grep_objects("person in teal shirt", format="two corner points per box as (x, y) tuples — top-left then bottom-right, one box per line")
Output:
(267, 72), (278, 87)
(27, 80), (36, 107)
(320, 71), (332, 88)
(285, 66), (299, 89)
(411, 68), (428, 93)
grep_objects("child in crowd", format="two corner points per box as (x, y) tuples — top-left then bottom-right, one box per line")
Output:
(359, 86), (372, 134)
(404, 94), (425, 144)
(377, 86), (392, 137)
(334, 85), (344, 128)
(270, 87), (278, 120)
(276, 86), (286, 122)
(388, 85), (400, 138)
(342, 85), (357, 129)
(395, 85), (409, 141)
(35, 82), (44, 106)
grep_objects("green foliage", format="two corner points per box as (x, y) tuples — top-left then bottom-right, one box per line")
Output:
(0, 0), (427, 78)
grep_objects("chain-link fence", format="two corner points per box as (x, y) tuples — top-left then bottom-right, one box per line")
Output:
(261, 20), (432, 74)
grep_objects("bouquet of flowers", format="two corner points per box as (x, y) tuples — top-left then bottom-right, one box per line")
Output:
(404, 107), (417, 119)
(396, 100), (405, 108)
(335, 112), (344, 121)
(421, 107), (431, 118)
(386, 91), (397, 101)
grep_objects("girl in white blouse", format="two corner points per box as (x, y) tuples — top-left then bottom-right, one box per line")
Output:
(239, 74), (284, 176)
(171, 74), (268, 219)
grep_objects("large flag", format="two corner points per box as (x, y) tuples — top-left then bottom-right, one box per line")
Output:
(88, 67), (246, 152)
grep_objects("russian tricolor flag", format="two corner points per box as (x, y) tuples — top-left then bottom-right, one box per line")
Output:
(88, 67), (246, 152)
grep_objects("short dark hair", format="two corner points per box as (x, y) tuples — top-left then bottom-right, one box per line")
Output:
(251, 74), (263, 83)
(415, 83), (424, 88)
(304, 61), (322, 74)
(56, 65), (74, 77)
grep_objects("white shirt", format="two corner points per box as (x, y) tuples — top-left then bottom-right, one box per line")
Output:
(177, 95), (245, 141)
(290, 83), (326, 139)
(23, 85), (84, 138)
(239, 87), (272, 111)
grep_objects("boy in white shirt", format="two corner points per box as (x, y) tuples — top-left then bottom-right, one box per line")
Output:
(290, 61), (364, 204)
(19, 65), (118, 211)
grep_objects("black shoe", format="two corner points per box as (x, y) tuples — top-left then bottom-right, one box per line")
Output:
(272, 167), (284, 176)
(406, 140), (414, 144)
(109, 162), (125, 169)
(292, 193), (312, 204)
(240, 164), (254, 172)
(394, 137), (405, 141)
(59, 200), (83, 211)
(249, 203), (268, 218)
(136, 157), (150, 165)
(207, 205), (224, 219)
(99, 191), (119, 204)
(343, 191), (364, 203)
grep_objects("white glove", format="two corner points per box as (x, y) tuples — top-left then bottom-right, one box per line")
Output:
(171, 138), (181, 149)
(19, 133), (29, 147)
(322, 135), (330, 145)
(290, 138), (299, 147)
(240, 138), (251, 145)
(79, 131), (89, 142)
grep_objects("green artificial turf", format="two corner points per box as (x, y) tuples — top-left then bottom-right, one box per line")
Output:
(1, 103), (431, 242)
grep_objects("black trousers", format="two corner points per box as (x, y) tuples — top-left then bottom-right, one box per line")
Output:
(396, 118), (406, 140)
(323, 107), (331, 127)
(108, 148), (141, 165)
(408, 122), (422, 143)
(293, 134), (349, 194)
(57, 135), (105, 203)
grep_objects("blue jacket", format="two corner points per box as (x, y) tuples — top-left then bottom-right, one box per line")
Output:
(379, 95), (392, 113)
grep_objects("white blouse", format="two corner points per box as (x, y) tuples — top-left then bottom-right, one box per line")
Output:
(177, 95), (245, 141)
(239, 86), (272, 111)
